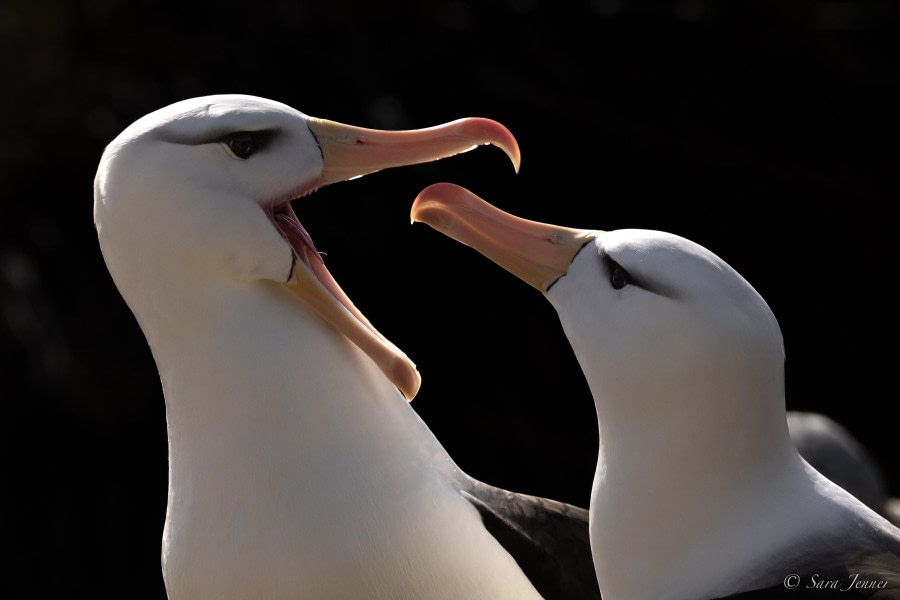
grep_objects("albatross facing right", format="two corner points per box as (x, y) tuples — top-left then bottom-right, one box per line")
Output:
(411, 183), (900, 600)
(94, 97), (599, 600)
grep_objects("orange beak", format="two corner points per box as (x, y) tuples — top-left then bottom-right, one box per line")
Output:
(308, 117), (520, 187)
(411, 183), (593, 293)
(286, 121), (520, 402)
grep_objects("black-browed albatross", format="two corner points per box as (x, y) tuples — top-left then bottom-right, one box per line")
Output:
(411, 183), (900, 600)
(93, 96), (600, 600)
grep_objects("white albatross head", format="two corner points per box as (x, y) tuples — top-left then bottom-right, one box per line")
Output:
(410, 183), (786, 431)
(412, 184), (900, 600)
(411, 182), (809, 598)
(94, 96), (519, 401)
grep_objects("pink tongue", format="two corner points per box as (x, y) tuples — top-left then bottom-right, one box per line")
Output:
(275, 204), (324, 266)
(273, 206), (349, 315)
(273, 202), (392, 348)
(271, 202), (421, 400)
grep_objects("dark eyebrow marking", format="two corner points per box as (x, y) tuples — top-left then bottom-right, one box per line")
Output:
(600, 249), (682, 299)
(214, 129), (278, 147)
(159, 127), (282, 147)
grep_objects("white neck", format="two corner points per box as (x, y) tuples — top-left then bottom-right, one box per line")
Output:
(152, 281), (429, 477)
(541, 235), (895, 599)
(130, 279), (542, 600)
(582, 367), (872, 600)
(143, 280), (438, 595)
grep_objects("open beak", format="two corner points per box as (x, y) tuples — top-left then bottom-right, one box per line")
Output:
(284, 230), (422, 402)
(281, 120), (520, 402)
(410, 183), (594, 292)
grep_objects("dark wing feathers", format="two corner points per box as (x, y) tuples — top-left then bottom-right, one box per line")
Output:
(721, 534), (900, 600)
(461, 478), (601, 600)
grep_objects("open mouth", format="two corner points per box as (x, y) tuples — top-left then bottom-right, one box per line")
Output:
(270, 201), (322, 278)
(269, 198), (379, 336)
(267, 197), (423, 401)
(264, 115), (521, 401)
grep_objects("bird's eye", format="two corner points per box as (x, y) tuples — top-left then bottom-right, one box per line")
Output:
(609, 260), (631, 290)
(225, 132), (259, 159)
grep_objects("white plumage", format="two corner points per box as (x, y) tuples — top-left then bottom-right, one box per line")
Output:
(94, 96), (599, 600)
(412, 182), (900, 600)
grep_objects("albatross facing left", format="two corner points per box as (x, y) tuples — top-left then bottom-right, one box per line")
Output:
(94, 96), (599, 600)
(411, 183), (900, 600)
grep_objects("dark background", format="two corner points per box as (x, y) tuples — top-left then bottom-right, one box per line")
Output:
(4, 1), (898, 598)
